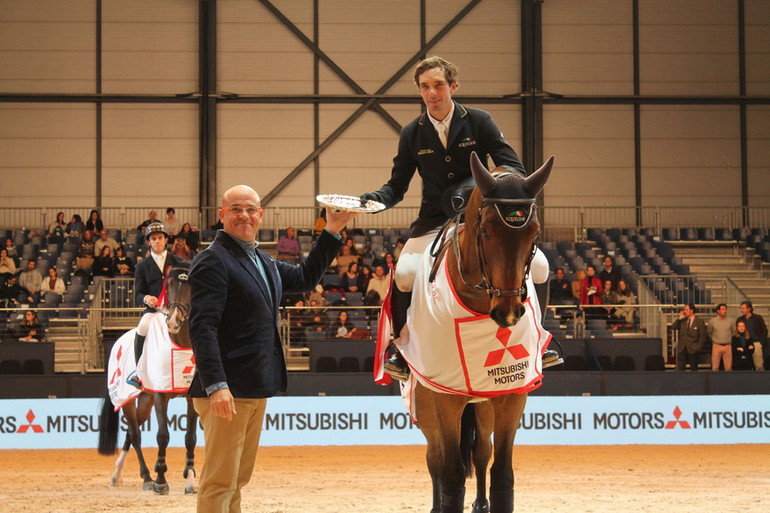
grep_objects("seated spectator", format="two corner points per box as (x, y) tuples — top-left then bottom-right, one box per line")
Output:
(40, 267), (66, 297)
(300, 299), (328, 334)
(305, 284), (326, 307)
(171, 237), (192, 262)
(276, 227), (301, 262)
(548, 267), (573, 304)
(46, 211), (67, 246)
(66, 214), (84, 237)
(94, 229), (120, 257)
(137, 209), (159, 232)
(365, 264), (389, 306)
(18, 310), (44, 342)
(358, 264), (373, 292)
(113, 246), (135, 277)
(600, 279), (617, 318)
(336, 245), (359, 276)
(571, 269), (586, 303)
(598, 256), (622, 291)
(614, 280), (637, 324)
(92, 246), (115, 278)
(177, 223), (200, 252)
(0, 275), (22, 308)
(393, 238), (406, 260)
(86, 209), (104, 233)
(732, 319), (755, 371)
(76, 230), (96, 271)
(331, 310), (354, 339)
(4, 238), (19, 267)
(341, 262), (361, 292)
(0, 248), (17, 279)
(580, 265), (604, 319)
(19, 259), (43, 305)
(313, 209), (327, 238)
(164, 207), (180, 239)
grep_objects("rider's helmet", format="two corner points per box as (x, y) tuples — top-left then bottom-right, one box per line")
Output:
(145, 221), (169, 239)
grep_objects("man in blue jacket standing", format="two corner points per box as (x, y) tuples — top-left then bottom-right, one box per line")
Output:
(188, 184), (357, 512)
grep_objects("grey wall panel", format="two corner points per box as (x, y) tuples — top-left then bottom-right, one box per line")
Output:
(639, 0), (739, 95)
(543, 105), (636, 207)
(102, 0), (197, 94)
(640, 106), (741, 210)
(747, 106), (770, 207)
(101, 104), (198, 207)
(543, 0), (633, 95)
(746, 0), (770, 95)
(0, 104), (95, 207)
(0, 0), (95, 93)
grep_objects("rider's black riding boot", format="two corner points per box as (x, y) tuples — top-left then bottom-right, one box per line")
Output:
(127, 333), (146, 388)
(384, 287), (412, 381)
(535, 279), (563, 368)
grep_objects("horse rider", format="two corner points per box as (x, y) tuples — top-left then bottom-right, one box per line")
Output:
(359, 56), (559, 380)
(126, 221), (186, 388)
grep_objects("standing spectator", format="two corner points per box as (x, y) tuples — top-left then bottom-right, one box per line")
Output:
(46, 211), (67, 246)
(671, 303), (707, 371)
(164, 207), (181, 239)
(92, 246), (115, 278)
(613, 280), (637, 324)
(19, 259), (43, 305)
(76, 230), (96, 271)
(18, 310), (43, 342)
(365, 264), (390, 306)
(187, 185), (353, 512)
(571, 269), (586, 303)
(549, 267), (573, 305)
(331, 310), (354, 338)
(707, 303), (736, 371)
(0, 275), (22, 308)
(276, 227), (301, 262)
(598, 256), (622, 291)
(66, 214), (84, 237)
(600, 279), (617, 320)
(5, 238), (20, 267)
(732, 319), (756, 371)
(579, 265), (604, 319)
(737, 301), (767, 371)
(112, 246), (135, 277)
(94, 229), (120, 257)
(0, 248), (17, 279)
(40, 267), (66, 297)
(340, 262), (361, 292)
(171, 237), (193, 262)
(86, 210), (104, 233)
(178, 222), (200, 252)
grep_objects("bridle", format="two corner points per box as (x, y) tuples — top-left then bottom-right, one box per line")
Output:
(158, 270), (190, 325)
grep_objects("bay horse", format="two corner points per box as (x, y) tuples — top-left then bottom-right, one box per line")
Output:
(97, 265), (198, 495)
(412, 152), (554, 513)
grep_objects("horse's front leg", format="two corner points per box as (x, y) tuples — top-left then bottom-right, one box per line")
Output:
(489, 394), (528, 513)
(472, 401), (494, 513)
(183, 396), (199, 495)
(152, 393), (171, 495)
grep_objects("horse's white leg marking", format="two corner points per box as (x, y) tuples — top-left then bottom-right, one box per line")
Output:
(110, 450), (128, 486)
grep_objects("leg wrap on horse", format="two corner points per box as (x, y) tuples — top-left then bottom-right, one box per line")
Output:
(440, 486), (466, 513)
(489, 487), (514, 513)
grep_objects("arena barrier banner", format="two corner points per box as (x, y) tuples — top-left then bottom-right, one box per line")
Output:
(0, 395), (769, 449)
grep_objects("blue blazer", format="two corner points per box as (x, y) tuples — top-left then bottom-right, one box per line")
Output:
(188, 229), (342, 398)
(134, 251), (185, 314)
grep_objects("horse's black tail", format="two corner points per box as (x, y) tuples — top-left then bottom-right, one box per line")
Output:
(459, 403), (476, 479)
(97, 390), (120, 456)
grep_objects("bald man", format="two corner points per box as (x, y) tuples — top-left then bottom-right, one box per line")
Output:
(188, 185), (358, 512)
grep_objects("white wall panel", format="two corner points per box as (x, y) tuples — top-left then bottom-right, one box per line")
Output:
(101, 105), (198, 207)
(102, 0), (197, 94)
(640, 106), (741, 207)
(543, 106), (635, 207)
(639, 0), (738, 95)
(0, 104), (95, 207)
(747, 106), (770, 207)
(543, 0), (633, 95)
(746, 0), (770, 95)
(0, 0), (94, 93)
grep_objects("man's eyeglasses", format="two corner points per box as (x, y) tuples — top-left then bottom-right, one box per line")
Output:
(224, 206), (262, 216)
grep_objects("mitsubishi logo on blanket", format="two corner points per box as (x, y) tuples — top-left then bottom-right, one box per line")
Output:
(484, 327), (530, 367)
(109, 345), (124, 385)
(183, 354), (195, 375)
(17, 410), (44, 434)
(665, 406), (691, 429)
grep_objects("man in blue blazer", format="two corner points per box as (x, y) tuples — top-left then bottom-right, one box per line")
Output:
(188, 184), (357, 512)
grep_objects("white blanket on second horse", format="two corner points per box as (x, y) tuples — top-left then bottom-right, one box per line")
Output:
(107, 312), (196, 411)
(395, 245), (552, 398)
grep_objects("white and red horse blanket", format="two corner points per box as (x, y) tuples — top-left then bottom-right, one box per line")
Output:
(107, 312), (196, 411)
(374, 239), (552, 403)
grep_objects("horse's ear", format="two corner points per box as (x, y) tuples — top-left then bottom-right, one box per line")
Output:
(470, 151), (496, 196)
(525, 155), (554, 196)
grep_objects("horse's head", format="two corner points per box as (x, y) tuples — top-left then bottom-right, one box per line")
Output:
(162, 265), (191, 338)
(463, 152), (553, 328)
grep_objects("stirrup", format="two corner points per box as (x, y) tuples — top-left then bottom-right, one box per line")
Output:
(384, 344), (410, 382)
(542, 349), (564, 369)
(126, 371), (143, 389)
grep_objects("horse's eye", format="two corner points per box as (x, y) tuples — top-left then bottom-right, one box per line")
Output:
(480, 226), (490, 239)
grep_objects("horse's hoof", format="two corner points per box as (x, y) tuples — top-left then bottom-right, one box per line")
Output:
(472, 498), (490, 513)
(109, 476), (121, 487)
(143, 481), (154, 491)
(153, 482), (170, 495)
(184, 485), (198, 495)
